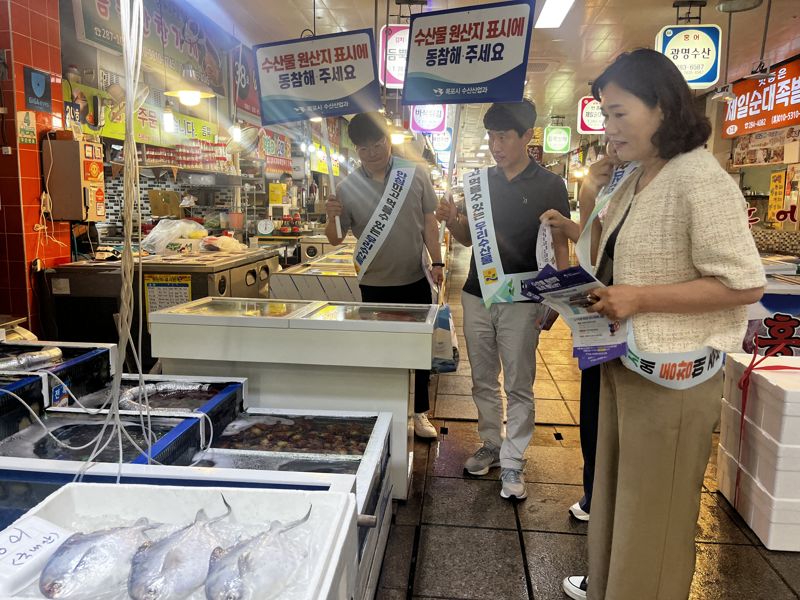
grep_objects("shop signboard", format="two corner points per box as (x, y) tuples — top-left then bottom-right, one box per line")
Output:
(543, 126), (571, 154)
(379, 24), (410, 89)
(732, 129), (787, 166)
(402, 0), (534, 105)
(231, 44), (261, 121)
(255, 30), (381, 125)
(768, 170), (787, 222)
(260, 129), (293, 174)
(428, 127), (453, 152)
(309, 142), (340, 176)
(411, 104), (447, 133)
(723, 59), (800, 138)
(577, 96), (605, 135)
(73, 0), (231, 98)
(655, 25), (721, 90)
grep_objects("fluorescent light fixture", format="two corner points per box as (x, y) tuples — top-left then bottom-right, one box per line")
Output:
(480, 144), (489, 150)
(310, 116), (323, 123)
(534, 0), (576, 28)
(484, 133), (489, 140)
(230, 123), (242, 142)
(476, 152), (486, 158)
(162, 103), (175, 133)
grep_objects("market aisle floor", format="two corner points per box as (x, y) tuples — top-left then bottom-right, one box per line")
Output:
(376, 244), (800, 600)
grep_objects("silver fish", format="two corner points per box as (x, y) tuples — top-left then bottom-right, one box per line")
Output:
(128, 495), (232, 600)
(39, 518), (153, 599)
(204, 506), (311, 600)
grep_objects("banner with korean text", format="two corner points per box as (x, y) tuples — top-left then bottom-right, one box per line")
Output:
(402, 0), (534, 105)
(255, 30), (382, 125)
(723, 58), (800, 138)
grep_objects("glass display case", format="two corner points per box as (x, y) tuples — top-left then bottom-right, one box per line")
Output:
(149, 297), (321, 328)
(292, 302), (437, 333)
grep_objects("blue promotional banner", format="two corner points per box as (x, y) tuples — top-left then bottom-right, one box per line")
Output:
(655, 25), (721, 90)
(254, 29), (382, 125)
(402, 0), (535, 106)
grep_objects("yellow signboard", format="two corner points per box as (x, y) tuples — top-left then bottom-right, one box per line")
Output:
(310, 142), (340, 176)
(769, 170), (787, 222)
(269, 183), (287, 205)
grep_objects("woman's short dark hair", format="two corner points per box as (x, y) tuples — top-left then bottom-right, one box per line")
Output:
(483, 99), (537, 137)
(591, 48), (711, 159)
(348, 112), (388, 146)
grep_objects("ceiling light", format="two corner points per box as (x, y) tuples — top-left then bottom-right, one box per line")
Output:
(480, 144), (489, 150)
(534, 0), (576, 28)
(711, 84), (736, 103)
(230, 123), (242, 142)
(162, 102), (175, 133)
(300, 142), (307, 152)
(484, 133), (489, 140)
(309, 116), (323, 123)
(390, 132), (406, 145)
(476, 152), (486, 158)
(164, 64), (215, 106)
(378, 107), (386, 113)
(715, 0), (763, 11)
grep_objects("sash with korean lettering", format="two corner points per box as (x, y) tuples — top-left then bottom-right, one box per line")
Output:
(575, 161), (724, 389)
(463, 168), (539, 306)
(353, 159), (417, 281)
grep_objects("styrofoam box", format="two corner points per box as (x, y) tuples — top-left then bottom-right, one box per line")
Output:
(717, 442), (800, 551)
(720, 396), (800, 498)
(2, 482), (358, 599)
(725, 353), (800, 445)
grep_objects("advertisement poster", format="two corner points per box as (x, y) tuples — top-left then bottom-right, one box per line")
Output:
(24, 67), (52, 112)
(73, 0), (231, 98)
(231, 44), (261, 121)
(260, 129), (293, 174)
(655, 25), (721, 90)
(732, 129), (787, 166)
(402, 0), (534, 105)
(255, 30), (381, 125)
(543, 126), (571, 154)
(723, 58), (800, 138)
(379, 24), (410, 89)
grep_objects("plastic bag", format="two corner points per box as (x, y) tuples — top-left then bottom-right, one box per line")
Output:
(431, 304), (459, 373)
(140, 219), (207, 254)
(202, 236), (247, 252)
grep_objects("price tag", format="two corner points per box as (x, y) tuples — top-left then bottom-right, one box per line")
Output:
(0, 516), (72, 595)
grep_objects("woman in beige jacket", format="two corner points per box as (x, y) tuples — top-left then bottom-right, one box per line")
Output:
(561, 49), (766, 600)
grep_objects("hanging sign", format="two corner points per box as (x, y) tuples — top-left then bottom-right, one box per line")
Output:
(428, 127), (453, 152)
(254, 29), (381, 125)
(768, 171), (787, 222)
(655, 24), (721, 90)
(411, 104), (447, 133)
(722, 59), (800, 139)
(543, 126), (571, 154)
(73, 0), (231, 97)
(577, 96), (605, 135)
(232, 44), (261, 120)
(379, 24), (410, 89)
(402, 0), (535, 105)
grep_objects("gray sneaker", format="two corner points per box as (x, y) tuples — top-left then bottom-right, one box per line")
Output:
(500, 468), (527, 500)
(464, 444), (500, 476)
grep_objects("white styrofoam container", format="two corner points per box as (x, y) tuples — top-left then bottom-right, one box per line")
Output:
(719, 397), (800, 498)
(2, 482), (358, 599)
(717, 442), (800, 551)
(725, 353), (800, 445)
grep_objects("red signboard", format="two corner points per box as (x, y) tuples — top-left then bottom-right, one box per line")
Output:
(260, 129), (293, 174)
(232, 45), (261, 119)
(723, 58), (800, 138)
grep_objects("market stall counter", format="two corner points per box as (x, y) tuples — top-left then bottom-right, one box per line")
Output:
(149, 297), (437, 500)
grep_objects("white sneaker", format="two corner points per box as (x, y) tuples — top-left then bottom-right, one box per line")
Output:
(562, 576), (588, 599)
(413, 412), (437, 438)
(569, 501), (590, 522)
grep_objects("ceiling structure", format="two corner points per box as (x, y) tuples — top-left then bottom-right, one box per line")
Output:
(195, 0), (800, 169)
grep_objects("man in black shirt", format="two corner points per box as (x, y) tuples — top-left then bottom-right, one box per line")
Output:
(437, 100), (570, 500)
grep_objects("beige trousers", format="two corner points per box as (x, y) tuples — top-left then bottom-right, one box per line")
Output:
(588, 359), (722, 600)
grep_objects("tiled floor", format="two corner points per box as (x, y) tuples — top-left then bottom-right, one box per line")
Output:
(376, 245), (800, 600)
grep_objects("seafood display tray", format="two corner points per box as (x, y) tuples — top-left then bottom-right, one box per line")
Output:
(1, 341), (116, 407)
(46, 374), (246, 457)
(0, 483), (358, 599)
(0, 373), (47, 441)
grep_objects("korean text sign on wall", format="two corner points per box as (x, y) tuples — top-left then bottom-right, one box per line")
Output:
(255, 30), (382, 125)
(655, 25), (721, 90)
(723, 59), (800, 139)
(402, 0), (534, 105)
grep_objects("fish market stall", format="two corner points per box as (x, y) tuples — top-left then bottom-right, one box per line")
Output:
(150, 297), (437, 501)
(0, 483), (358, 599)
